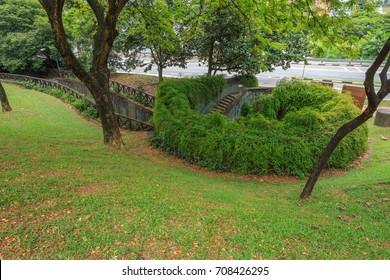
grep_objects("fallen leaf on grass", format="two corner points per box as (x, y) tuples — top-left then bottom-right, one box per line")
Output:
(83, 214), (92, 221)
(364, 201), (376, 207)
(338, 205), (346, 212)
(338, 216), (350, 223)
(380, 136), (389, 141)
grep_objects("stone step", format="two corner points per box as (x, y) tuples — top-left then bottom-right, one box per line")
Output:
(225, 95), (236, 101)
(211, 92), (240, 114)
(219, 101), (231, 107)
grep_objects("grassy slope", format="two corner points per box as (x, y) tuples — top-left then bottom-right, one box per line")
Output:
(0, 83), (389, 260)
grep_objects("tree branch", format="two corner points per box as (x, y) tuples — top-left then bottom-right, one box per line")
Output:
(38, 0), (90, 82)
(378, 54), (390, 100)
(90, 0), (129, 74)
(300, 36), (390, 200)
(364, 36), (390, 105)
(86, 0), (105, 26)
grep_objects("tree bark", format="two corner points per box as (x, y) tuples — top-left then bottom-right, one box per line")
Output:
(301, 36), (390, 199)
(0, 81), (12, 112)
(87, 73), (123, 147)
(207, 42), (215, 76)
(158, 65), (164, 83)
(38, 0), (126, 148)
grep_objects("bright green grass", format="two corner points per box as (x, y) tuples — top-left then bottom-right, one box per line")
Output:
(0, 83), (389, 260)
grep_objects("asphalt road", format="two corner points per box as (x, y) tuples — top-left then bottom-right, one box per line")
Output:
(124, 59), (389, 99)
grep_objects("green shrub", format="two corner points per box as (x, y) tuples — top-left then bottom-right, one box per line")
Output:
(234, 75), (259, 87)
(253, 94), (281, 119)
(152, 79), (368, 178)
(156, 75), (226, 112)
(240, 101), (253, 117)
(113, 82), (119, 93)
(24, 81), (36, 89)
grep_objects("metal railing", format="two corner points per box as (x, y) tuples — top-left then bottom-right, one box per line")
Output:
(0, 72), (95, 104)
(0, 72), (154, 130)
(109, 80), (155, 108)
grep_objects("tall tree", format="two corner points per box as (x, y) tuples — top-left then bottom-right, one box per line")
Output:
(114, 0), (190, 83)
(140, 0), (190, 83)
(38, 0), (128, 147)
(301, 36), (390, 199)
(189, 0), (314, 76)
(0, 81), (12, 112)
(0, 0), (59, 74)
(191, 4), (260, 76)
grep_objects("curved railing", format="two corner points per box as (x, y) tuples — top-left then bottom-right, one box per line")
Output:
(0, 72), (95, 104)
(0, 72), (154, 130)
(109, 80), (155, 108)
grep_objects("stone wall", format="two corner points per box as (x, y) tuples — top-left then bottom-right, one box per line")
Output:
(111, 92), (153, 130)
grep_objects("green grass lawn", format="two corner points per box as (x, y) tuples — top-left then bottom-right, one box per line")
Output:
(0, 83), (389, 260)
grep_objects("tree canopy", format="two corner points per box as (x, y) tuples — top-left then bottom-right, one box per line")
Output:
(312, 10), (390, 60)
(0, 0), (59, 73)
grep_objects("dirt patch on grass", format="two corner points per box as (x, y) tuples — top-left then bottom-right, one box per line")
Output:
(76, 183), (112, 195)
(32, 168), (82, 178)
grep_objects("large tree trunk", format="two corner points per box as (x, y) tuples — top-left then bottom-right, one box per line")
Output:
(0, 81), (12, 112)
(301, 36), (390, 199)
(38, 0), (127, 148)
(86, 74), (122, 146)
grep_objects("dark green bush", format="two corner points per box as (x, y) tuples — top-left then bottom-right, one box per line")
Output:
(157, 75), (225, 112)
(152, 78), (368, 178)
(240, 101), (253, 117)
(234, 75), (259, 87)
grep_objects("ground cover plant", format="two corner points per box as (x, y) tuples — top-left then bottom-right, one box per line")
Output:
(1, 83), (389, 260)
(153, 78), (368, 178)
(23, 81), (99, 120)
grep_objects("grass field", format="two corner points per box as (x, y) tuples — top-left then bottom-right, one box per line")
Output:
(0, 83), (389, 260)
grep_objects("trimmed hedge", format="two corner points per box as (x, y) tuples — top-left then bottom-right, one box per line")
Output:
(152, 78), (368, 178)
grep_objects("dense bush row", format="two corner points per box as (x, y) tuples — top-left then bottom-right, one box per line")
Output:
(24, 81), (99, 120)
(153, 78), (368, 178)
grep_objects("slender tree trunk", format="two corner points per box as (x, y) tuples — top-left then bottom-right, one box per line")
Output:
(207, 42), (214, 76)
(158, 65), (164, 83)
(300, 109), (375, 199)
(0, 81), (12, 112)
(301, 36), (390, 199)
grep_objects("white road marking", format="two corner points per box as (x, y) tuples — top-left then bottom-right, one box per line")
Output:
(342, 67), (349, 72)
(355, 67), (363, 73)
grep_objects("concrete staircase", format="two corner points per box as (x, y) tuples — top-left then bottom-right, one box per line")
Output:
(211, 92), (241, 115)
